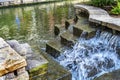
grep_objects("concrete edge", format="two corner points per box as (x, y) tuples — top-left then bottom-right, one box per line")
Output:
(74, 4), (120, 31)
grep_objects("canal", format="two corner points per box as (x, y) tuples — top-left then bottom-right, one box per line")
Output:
(0, 1), (81, 49)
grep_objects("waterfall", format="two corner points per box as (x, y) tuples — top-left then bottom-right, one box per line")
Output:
(57, 30), (120, 80)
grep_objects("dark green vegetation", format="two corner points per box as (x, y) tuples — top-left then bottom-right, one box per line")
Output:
(90, 0), (120, 15)
(90, 0), (115, 7)
(111, 1), (120, 14)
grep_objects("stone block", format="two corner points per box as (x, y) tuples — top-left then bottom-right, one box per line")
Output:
(5, 67), (29, 80)
(32, 52), (72, 80)
(27, 55), (48, 78)
(16, 71), (29, 80)
(73, 22), (95, 38)
(5, 72), (15, 79)
(17, 67), (26, 75)
(0, 38), (27, 77)
(46, 40), (63, 58)
(7, 40), (48, 79)
(73, 25), (83, 37)
(54, 24), (64, 36)
(60, 31), (77, 46)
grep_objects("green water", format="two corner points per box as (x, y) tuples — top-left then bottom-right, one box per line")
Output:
(0, 1), (80, 49)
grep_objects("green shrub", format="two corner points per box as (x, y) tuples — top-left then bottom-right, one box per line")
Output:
(111, 1), (120, 14)
(90, 0), (115, 7)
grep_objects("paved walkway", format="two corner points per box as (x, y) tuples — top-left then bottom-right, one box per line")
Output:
(74, 4), (120, 31)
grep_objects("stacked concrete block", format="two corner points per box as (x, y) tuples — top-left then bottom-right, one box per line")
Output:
(7, 40), (48, 79)
(0, 38), (28, 80)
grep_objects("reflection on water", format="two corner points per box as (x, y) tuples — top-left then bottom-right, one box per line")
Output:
(0, 1), (79, 49)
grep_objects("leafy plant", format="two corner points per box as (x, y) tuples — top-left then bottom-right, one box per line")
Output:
(111, 1), (120, 14)
(90, 0), (115, 7)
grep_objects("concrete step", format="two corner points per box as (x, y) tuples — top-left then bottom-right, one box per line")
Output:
(60, 31), (77, 46)
(34, 51), (72, 80)
(46, 39), (63, 58)
(73, 19), (96, 39)
(54, 24), (65, 36)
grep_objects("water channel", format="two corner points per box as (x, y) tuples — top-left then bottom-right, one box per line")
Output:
(0, 1), (79, 49)
(0, 0), (120, 80)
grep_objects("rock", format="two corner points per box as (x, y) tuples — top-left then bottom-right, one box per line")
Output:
(5, 72), (15, 79)
(17, 67), (26, 75)
(46, 40), (63, 58)
(0, 38), (27, 77)
(7, 40), (26, 57)
(16, 71), (29, 80)
(7, 40), (34, 59)
(27, 58), (48, 78)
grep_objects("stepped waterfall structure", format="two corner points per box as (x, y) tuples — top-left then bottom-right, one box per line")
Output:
(46, 4), (120, 80)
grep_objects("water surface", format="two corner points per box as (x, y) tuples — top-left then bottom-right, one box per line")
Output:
(0, 1), (80, 49)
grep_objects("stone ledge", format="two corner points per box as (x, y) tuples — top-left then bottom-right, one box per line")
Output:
(46, 40), (63, 58)
(60, 31), (77, 46)
(7, 40), (48, 78)
(74, 4), (120, 31)
(0, 38), (27, 77)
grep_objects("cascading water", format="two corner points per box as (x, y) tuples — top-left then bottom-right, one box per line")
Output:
(57, 30), (120, 80)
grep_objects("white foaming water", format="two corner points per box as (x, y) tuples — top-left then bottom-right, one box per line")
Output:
(57, 31), (120, 80)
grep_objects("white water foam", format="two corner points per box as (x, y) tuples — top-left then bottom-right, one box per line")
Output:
(57, 31), (120, 80)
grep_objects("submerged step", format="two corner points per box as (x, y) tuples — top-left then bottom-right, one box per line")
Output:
(34, 52), (72, 80)
(46, 40), (63, 58)
(7, 40), (48, 79)
(0, 38), (27, 77)
(60, 31), (77, 46)
(73, 20), (96, 39)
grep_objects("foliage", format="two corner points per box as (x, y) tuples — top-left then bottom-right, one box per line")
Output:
(111, 1), (120, 14)
(90, 0), (115, 7)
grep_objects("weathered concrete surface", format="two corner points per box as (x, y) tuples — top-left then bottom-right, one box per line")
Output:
(54, 24), (65, 36)
(0, 38), (27, 77)
(74, 4), (120, 31)
(7, 40), (48, 78)
(60, 31), (77, 46)
(46, 40), (63, 58)
(65, 19), (75, 29)
(94, 69), (120, 80)
(73, 18), (96, 39)
(36, 52), (72, 80)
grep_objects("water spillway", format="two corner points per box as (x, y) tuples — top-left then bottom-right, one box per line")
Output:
(57, 30), (120, 80)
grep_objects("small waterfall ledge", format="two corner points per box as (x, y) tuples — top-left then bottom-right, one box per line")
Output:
(45, 4), (120, 80)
